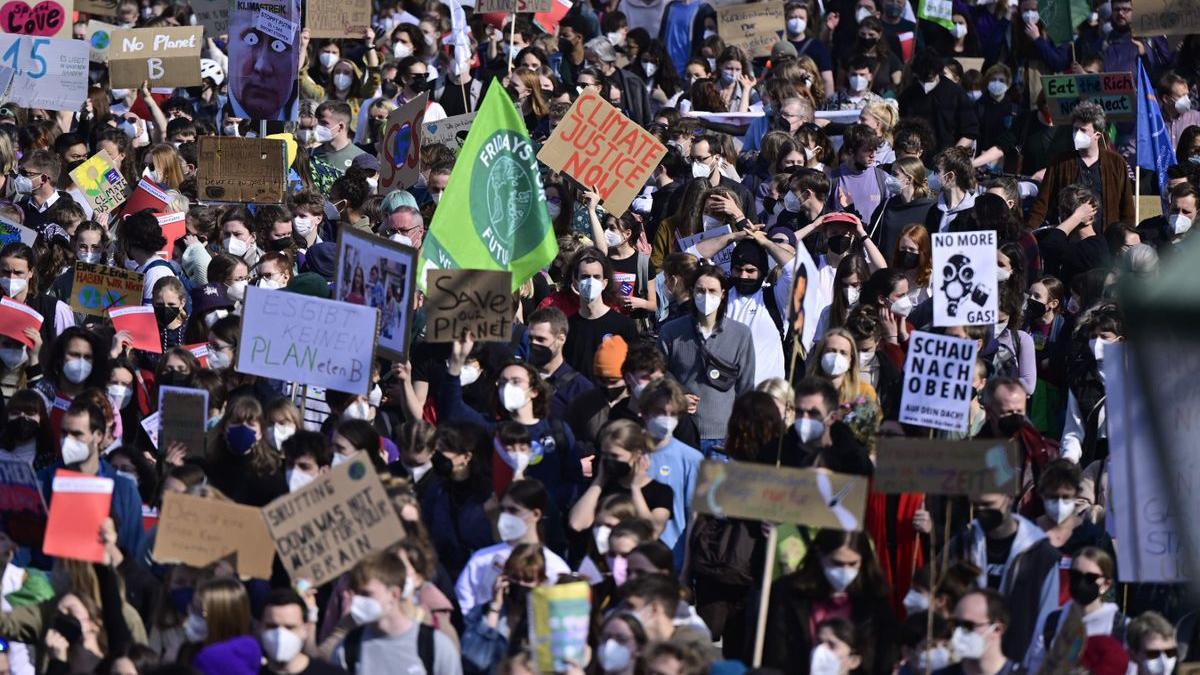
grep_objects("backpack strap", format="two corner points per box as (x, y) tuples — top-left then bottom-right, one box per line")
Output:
(762, 285), (784, 337)
(417, 623), (436, 674)
(344, 625), (365, 674)
(1112, 610), (1127, 644)
(636, 252), (649, 297)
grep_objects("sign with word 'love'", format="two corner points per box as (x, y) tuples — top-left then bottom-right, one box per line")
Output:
(0, 0), (72, 39)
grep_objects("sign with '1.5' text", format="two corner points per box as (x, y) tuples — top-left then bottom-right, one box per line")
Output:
(262, 452), (405, 585)
(537, 90), (666, 217)
(425, 269), (513, 343)
(108, 26), (203, 89)
(899, 331), (979, 432)
(931, 230), (998, 327)
(1041, 72), (1136, 123)
(236, 286), (379, 396)
(0, 35), (87, 111)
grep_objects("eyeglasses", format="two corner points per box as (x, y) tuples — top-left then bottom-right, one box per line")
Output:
(1145, 648), (1177, 659)
(1068, 570), (1104, 584)
(953, 619), (990, 632)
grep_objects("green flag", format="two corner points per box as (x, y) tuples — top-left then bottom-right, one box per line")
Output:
(917, 0), (953, 32)
(417, 80), (558, 292)
(1039, 0), (1091, 47)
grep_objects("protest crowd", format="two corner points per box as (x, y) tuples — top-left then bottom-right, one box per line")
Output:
(0, 0), (1197, 673)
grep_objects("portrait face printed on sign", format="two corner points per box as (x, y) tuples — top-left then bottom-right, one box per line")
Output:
(227, 0), (300, 121)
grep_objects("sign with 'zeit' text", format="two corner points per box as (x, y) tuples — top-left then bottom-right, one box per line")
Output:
(235, 286), (379, 395)
(537, 90), (666, 217)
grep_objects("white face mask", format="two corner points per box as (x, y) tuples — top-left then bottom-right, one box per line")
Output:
(919, 647), (952, 672)
(843, 286), (861, 306)
(988, 80), (1009, 99)
(858, 350), (875, 368)
(821, 352), (851, 377)
(646, 415), (678, 441)
(0, 277), (27, 297)
(642, 61), (658, 79)
(1176, 96), (1192, 114)
(1169, 213), (1193, 236)
(500, 383), (528, 412)
(64, 357), (93, 384)
(793, 417), (825, 444)
(107, 384), (133, 410)
(497, 511), (528, 541)
(784, 190), (803, 213)
(1073, 129), (1094, 151)
(1144, 655), (1178, 675)
(184, 612), (209, 642)
(922, 78), (938, 94)
(460, 364), (482, 386)
(890, 296), (914, 317)
(261, 626), (304, 664)
(994, 320), (1008, 336)
(333, 73), (353, 91)
(366, 176), (378, 193)
(271, 423), (297, 449)
(293, 215), (315, 237)
(259, 278), (285, 290)
(391, 233), (414, 246)
(319, 52), (339, 69)
(952, 23), (968, 39)
(344, 400), (372, 420)
(1042, 497), (1075, 524)
(598, 639), (633, 673)
(855, 6), (873, 22)
(393, 42), (413, 59)
(691, 160), (712, 179)
(349, 595), (384, 625)
(810, 643), (842, 675)
(208, 348), (232, 370)
(823, 564), (859, 592)
(694, 292), (721, 317)
(227, 280), (248, 303)
(287, 468), (315, 492)
(579, 277), (604, 303)
(848, 74), (868, 92)
(314, 125), (335, 144)
(1089, 337), (1113, 363)
(545, 202), (562, 219)
(593, 525), (612, 555)
(78, 250), (103, 264)
(951, 626), (987, 660)
(1021, 9), (1039, 24)
(223, 123), (241, 137)
(0, 346), (27, 370)
(902, 588), (929, 614)
(787, 17), (806, 34)
(224, 236), (250, 258)
(604, 230), (623, 248)
(332, 452), (352, 467)
(61, 435), (92, 465)
(368, 385), (383, 408)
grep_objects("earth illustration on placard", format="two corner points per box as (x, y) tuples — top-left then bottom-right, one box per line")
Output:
(470, 130), (544, 266)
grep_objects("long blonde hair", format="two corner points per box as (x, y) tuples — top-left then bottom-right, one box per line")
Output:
(808, 328), (864, 404)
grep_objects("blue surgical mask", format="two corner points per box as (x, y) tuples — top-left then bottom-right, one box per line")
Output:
(225, 424), (258, 454)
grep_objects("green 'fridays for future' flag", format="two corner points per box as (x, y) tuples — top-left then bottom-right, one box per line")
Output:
(417, 80), (558, 292)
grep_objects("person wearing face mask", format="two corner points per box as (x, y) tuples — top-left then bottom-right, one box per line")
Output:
(942, 492), (1061, 663)
(635, 378), (702, 554)
(924, 147), (978, 233)
(896, 610), (953, 675)
(281, 429), (333, 495)
(460, 543), (547, 672)
(17, 151), (74, 235)
(593, 611), (648, 675)
(312, 101), (366, 176)
(592, 211), (654, 318)
(259, 589), (340, 675)
(560, 250), (638, 380)
(783, 2), (835, 92)
(977, 375), (1058, 499)
(808, 618), (867, 675)
(768, 377), (872, 475)
(290, 190), (328, 252)
(1032, 462), (1115, 603)
(184, 577), (264, 675)
(563, 336), (634, 460)
(52, 222), (110, 304)
(1029, 548), (1125, 672)
(115, 210), (180, 304)
(979, 287), (1037, 398)
(1144, 181), (1199, 252)
(526, 308), (595, 419)
(1157, 72), (1200, 149)
(936, 589), (1014, 675)
(810, 327), (879, 408)
(181, 283), (235, 345)
(33, 328), (105, 437)
(1059, 303), (1121, 467)
(658, 263), (755, 457)
(1128, 612), (1178, 675)
(1026, 102), (1134, 231)
(828, 57), (886, 111)
(454, 480), (570, 616)
(419, 427), (500, 578)
(202, 397), (287, 507)
(844, 309), (905, 424)
(149, 278), (189, 357)
(37, 400), (144, 555)
(665, 135), (755, 217)
(0, 390), (58, 471)
(897, 52), (979, 153)
(763, 530), (897, 674)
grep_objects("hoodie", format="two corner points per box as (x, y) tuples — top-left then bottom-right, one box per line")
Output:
(925, 188), (976, 233)
(193, 635), (263, 675)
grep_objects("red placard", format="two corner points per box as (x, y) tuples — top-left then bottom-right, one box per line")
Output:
(184, 342), (209, 368)
(122, 178), (170, 217)
(108, 305), (162, 353)
(43, 470), (113, 563)
(533, 0), (571, 34)
(0, 297), (44, 348)
(155, 212), (187, 256)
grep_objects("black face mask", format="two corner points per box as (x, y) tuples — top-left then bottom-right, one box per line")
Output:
(1068, 570), (1102, 605)
(431, 452), (455, 478)
(997, 412), (1025, 437)
(858, 36), (878, 48)
(975, 507), (1006, 533)
(266, 237), (292, 252)
(408, 77), (431, 93)
(603, 385), (626, 403)
(735, 276), (764, 295)
(528, 343), (555, 369)
(153, 304), (180, 326)
(158, 371), (191, 388)
(1025, 298), (1046, 321)
(5, 416), (38, 442)
(828, 234), (854, 255)
(602, 457), (631, 483)
(897, 250), (920, 270)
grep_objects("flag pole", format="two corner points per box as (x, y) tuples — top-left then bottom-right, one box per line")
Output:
(1135, 166), (1141, 225)
(507, 16), (516, 74)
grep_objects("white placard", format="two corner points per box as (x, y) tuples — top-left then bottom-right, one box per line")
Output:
(931, 230), (999, 327)
(678, 224), (734, 271)
(0, 35), (88, 112)
(253, 9), (298, 43)
(235, 286), (379, 396)
(898, 331), (978, 432)
(422, 111), (476, 150)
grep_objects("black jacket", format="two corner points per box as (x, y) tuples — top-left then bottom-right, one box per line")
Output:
(1035, 228), (1110, 287)
(762, 423), (873, 476)
(897, 78), (980, 151)
(609, 68), (652, 128)
(870, 196), (935, 259)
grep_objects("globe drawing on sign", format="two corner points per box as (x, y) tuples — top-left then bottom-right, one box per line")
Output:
(485, 156), (530, 249)
(76, 285), (102, 310)
(90, 30), (109, 50)
(391, 122), (411, 169)
(469, 130), (545, 266)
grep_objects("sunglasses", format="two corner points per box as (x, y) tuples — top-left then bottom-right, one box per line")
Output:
(1068, 570), (1104, 584)
(953, 619), (990, 632)
(1145, 648), (1177, 659)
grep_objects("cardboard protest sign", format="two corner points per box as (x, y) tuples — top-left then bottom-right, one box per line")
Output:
(954, 56), (984, 73)
(76, 0), (116, 15)
(154, 491), (275, 579)
(378, 93), (427, 192)
(197, 136), (287, 203)
(0, 459), (47, 546)
(70, 262), (144, 316)
(425, 269), (513, 343)
(305, 0), (370, 38)
(1040, 72), (1136, 123)
(1134, 0), (1200, 37)
(334, 228), (416, 359)
(86, 19), (115, 62)
(109, 26), (202, 89)
(0, 297), (43, 347)
(874, 438), (1018, 496)
(236, 286), (379, 396)
(477, 0), (552, 12)
(190, 0), (228, 36)
(226, 0), (300, 122)
(899, 331), (979, 432)
(692, 461), (868, 531)
(43, 471), (112, 563)
(0, 35), (87, 111)
(716, 1), (785, 58)
(529, 582), (591, 672)
(157, 386), (209, 460)
(0, 0), (72, 38)
(261, 452), (405, 585)
(0, 218), (36, 246)
(423, 111), (476, 150)
(931, 230), (998, 327)
(537, 90), (666, 216)
(70, 149), (128, 214)
(108, 305), (161, 353)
